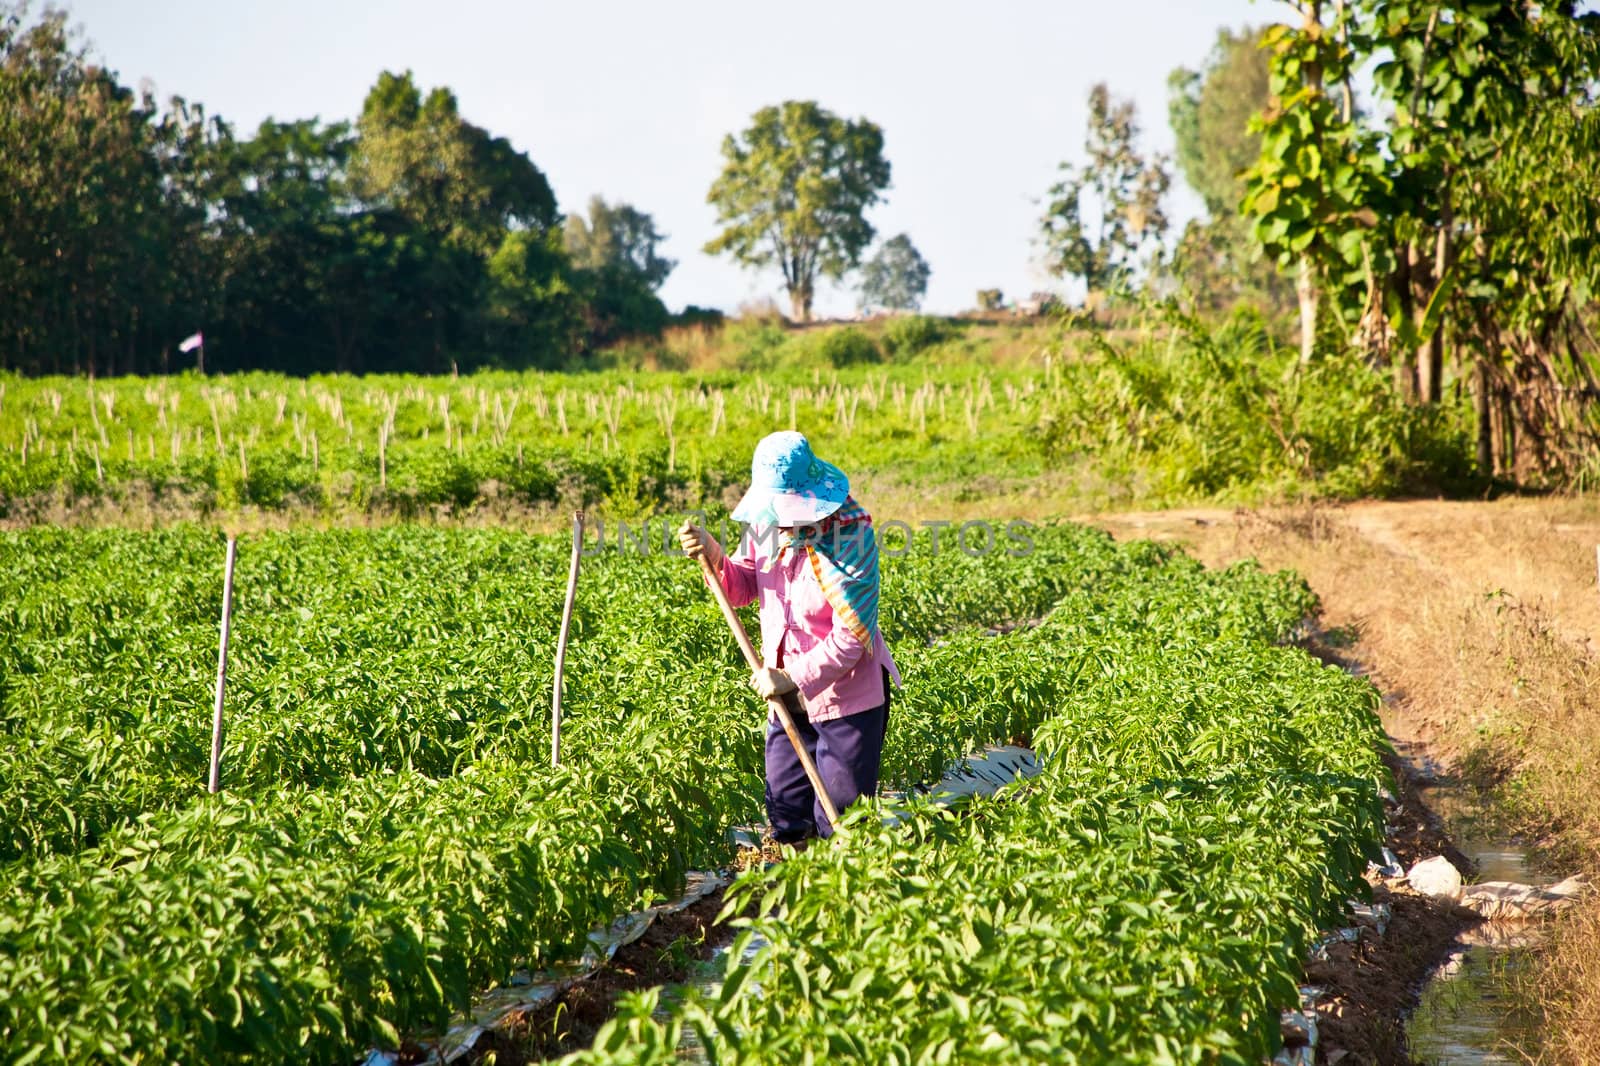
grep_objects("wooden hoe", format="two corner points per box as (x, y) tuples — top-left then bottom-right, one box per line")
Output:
(695, 555), (845, 833)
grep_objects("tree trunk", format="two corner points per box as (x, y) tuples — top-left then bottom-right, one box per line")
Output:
(1474, 358), (1493, 475)
(789, 281), (814, 323)
(1499, 387), (1516, 481)
(1393, 255), (1417, 401)
(1419, 194), (1452, 404)
(1296, 257), (1318, 363)
(1296, 0), (1324, 365)
(1410, 241), (1442, 404)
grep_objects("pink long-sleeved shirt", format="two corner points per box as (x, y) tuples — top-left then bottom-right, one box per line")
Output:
(716, 529), (900, 722)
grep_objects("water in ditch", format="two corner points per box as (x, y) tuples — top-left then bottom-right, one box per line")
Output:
(1405, 778), (1546, 1065)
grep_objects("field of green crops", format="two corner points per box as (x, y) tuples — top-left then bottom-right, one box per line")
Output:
(0, 315), (1470, 517)
(0, 363), (1049, 517)
(0, 518), (1386, 1064)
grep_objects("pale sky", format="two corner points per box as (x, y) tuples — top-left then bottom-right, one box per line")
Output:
(68, 0), (1280, 317)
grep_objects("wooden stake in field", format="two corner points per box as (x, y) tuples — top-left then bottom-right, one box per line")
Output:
(551, 511), (585, 767)
(208, 537), (239, 794)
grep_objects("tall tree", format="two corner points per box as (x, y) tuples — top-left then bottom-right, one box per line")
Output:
(208, 118), (422, 374)
(1169, 27), (1273, 217)
(348, 70), (560, 370)
(858, 234), (931, 312)
(1164, 28), (1293, 318)
(349, 71), (556, 252)
(562, 196), (674, 345)
(483, 229), (584, 368)
(0, 3), (205, 375)
(563, 196), (675, 289)
(705, 100), (891, 321)
(1039, 84), (1170, 297)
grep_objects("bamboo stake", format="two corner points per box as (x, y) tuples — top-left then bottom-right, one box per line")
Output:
(207, 537), (239, 794)
(551, 512), (585, 767)
(695, 555), (844, 830)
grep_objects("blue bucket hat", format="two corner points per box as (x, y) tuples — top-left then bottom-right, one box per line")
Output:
(731, 431), (850, 527)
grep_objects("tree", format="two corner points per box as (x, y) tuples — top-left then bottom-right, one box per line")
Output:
(562, 196), (675, 346)
(564, 196), (674, 289)
(350, 70), (556, 253)
(705, 101), (891, 321)
(1243, 0), (1600, 480)
(1169, 27), (1273, 217)
(483, 229), (584, 368)
(0, 9), (599, 377)
(1039, 84), (1170, 297)
(348, 70), (561, 370)
(208, 118), (439, 374)
(858, 234), (930, 312)
(0, 4), (246, 376)
(1163, 28), (1293, 319)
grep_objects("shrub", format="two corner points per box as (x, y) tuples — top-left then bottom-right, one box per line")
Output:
(809, 327), (881, 367)
(880, 315), (952, 359)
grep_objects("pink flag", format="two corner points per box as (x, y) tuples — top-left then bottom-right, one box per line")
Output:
(179, 332), (204, 353)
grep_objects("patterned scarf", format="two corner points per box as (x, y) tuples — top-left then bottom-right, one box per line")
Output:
(778, 495), (880, 647)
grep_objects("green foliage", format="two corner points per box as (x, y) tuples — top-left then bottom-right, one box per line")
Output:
(858, 233), (931, 312)
(350, 69), (557, 254)
(1242, 11), (1393, 292)
(879, 315), (954, 359)
(0, 522), (1286, 1063)
(705, 101), (892, 321)
(1168, 27), (1272, 218)
(0, 18), (666, 378)
(563, 195), (675, 291)
(563, 196), (676, 347)
(1041, 84), (1171, 296)
(1164, 216), (1296, 323)
(1242, 0), (1600, 477)
(1036, 308), (1474, 501)
(0, 6), (221, 376)
(1164, 27), (1293, 320)
(564, 533), (1387, 1065)
(790, 327), (882, 368)
(976, 289), (1005, 311)
(482, 229), (586, 367)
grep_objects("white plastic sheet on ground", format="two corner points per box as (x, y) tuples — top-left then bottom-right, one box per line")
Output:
(917, 745), (1042, 803)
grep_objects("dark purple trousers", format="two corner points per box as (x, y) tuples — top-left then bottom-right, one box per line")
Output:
(765, 670), (891, 841)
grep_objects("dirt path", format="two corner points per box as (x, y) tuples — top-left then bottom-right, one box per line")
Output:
(1090, 498), (1600, 644)
(1086, 498), (1600, 758)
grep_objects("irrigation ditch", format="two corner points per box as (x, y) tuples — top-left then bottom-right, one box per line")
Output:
(1297, 632), (1591, 1066)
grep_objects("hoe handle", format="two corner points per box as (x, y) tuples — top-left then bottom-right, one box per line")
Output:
(697, 555), (845, 831)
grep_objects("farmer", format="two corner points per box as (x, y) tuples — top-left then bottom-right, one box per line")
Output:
(679, 431), (899, 842)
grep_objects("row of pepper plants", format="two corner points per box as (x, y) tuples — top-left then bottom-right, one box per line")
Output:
(0, 521), (1230, 1062)
(0, 524), (1114, 863)
(569, 570), (1385, 1065)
